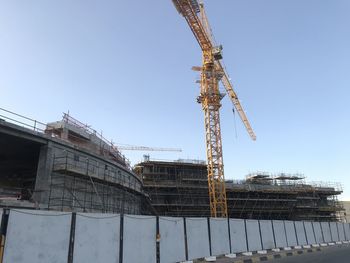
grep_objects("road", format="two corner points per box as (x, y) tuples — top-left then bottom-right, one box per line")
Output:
(206, 244), (350, 263)
(273, 244), (350, 263)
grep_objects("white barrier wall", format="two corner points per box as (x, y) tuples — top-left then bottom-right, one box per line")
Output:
(186, 218), (210, 260)
(272, 220), (287, 248)
(123, 215), (156, 263)
(329, 222), (339, 242)
(337, 223), (345, 241)
(295, 221), (307, 245)
(2, 209), (349, 263)
(3, 210), (72, 263)
(159, 217), (186, 263)
(312, 222), (324, 244)
(209, 218), (230, 256)
(73, 213), (120, 263)
(321, 222), (332, 243)
(304, 222), (316, 245)
(229, 219), (247, 253)
(344, 223), (350, 240)
(284, 221), (297, 247)
(246, 220), (262, 252)
(259, 220), (275, 250)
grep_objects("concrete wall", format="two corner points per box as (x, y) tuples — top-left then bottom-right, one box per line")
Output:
(34, 141), (142, 214)
(186, 218), (211, 260)
(73, 213), (120, 263)
(3, 210), (71, 263)
(229, 219), (247, 253)
(123, 215), (156, 263)
(159, 217), (186, 263)
(209, 218), (230, 256)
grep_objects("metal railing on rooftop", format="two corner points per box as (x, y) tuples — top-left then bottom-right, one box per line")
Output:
(0, 107), (49, 133)
(0, 108), (131, 169)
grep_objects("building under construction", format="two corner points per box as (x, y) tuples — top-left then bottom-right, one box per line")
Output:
(137, 158), (344, 221)
(0, 108), (144, 214)
(0, 108), (345, 221)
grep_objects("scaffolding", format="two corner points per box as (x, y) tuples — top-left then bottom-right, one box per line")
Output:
(138, 160), (344, 221)
(0, 108), (148, 214)
(48, 152), (143, 214)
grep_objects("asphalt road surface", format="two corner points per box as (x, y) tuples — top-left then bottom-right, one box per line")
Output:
(272, 245), (350, 263)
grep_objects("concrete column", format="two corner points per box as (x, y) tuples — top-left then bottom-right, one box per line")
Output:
(32, 142), (54, 208)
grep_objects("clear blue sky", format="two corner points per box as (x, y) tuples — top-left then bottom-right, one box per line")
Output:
(1, 1), (349, 199)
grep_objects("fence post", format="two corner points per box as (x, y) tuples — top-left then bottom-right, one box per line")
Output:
(207, 218), (212, 256)
(0, 209), (10, 263)
(227, 217), (232, 254)
(183, 218), (188, 260)
(156, 216), (160, 263)
(119, 214), (124, 263)
(67, 212), (76, 263)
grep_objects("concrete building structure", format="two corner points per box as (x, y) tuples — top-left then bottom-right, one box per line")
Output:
(0, 108), (345, 221)
(0, 108), (143, 214)
(137, 158), (344, 221)
(342, 201), (350, 222)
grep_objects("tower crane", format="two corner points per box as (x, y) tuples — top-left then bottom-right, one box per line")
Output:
(172, 0), (256, 217)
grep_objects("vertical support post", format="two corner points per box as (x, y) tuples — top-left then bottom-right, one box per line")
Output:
(293, 221), (298, 246)
(156, 216), (160, 263)
(244, 220), (249, 252)
(207, 217), (212, 256)
(227, 217), (232, 254)
(0, 209), (10, 263)
(283, 221), (288, 247)
(119, 214), (124, 263)
(311, 222), (317, 244)
(271, 220), (277, 249)
(183, 218), (189, 260)
(303, 222), (308, 245)
(258, 220), (264, 250)
(67, 212), (76, 263)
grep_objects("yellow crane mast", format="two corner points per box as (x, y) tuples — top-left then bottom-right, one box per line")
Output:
(172, 0), (256, 217)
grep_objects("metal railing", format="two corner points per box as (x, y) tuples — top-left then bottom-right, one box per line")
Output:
(0, 107), (131, 169)
(0, 107), (48, 133)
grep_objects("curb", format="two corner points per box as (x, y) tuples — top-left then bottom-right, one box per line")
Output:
(230, 246), (325, 263)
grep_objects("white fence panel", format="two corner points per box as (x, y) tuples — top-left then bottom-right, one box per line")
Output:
(329, 222), (339, 242)
(229, 219), (247, 253)
(337, 223), (345, 241)
(159, 217), (186, 263)
(272, 220), (287, 248)
(295, 221), (307, 245)
(344, 223), (350, 240)
(304, 222), (316, 245)
(246, 220), (262, 252)
(73, 213), (120, 263)
(3, 210), (71, 263)
(210, 218), (230, 256)
(186, 218), (210, 260)
(321, 222), (331, 243)
(284, 221), (297, 247)
(312, 222), (324, 244)
(259, 220), (275, 250)
(123, 215), (156, 263)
